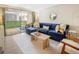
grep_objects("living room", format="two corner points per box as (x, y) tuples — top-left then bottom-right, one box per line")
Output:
(25, 4), (79, 54)
(0, 4), (79, 54)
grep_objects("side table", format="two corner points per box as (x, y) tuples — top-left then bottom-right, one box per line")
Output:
(61, 39), (79, 54)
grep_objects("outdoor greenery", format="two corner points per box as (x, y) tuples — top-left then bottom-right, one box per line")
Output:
(5, 21), (27, 29)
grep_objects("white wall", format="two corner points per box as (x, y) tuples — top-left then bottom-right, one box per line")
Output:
(39, 4), (79, 31)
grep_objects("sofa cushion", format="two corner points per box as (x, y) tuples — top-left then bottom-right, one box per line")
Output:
(50, 24), (58, 30)
(48, 30), (64, 42)
(39, 23), (52, 28)
(38, 28), (49, 34)
(48, 30), (63, 36)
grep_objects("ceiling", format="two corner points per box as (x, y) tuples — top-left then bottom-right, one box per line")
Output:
(7, 4), (56, 12)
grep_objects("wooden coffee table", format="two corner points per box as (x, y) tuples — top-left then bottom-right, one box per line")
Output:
(31, 32), (50, 49)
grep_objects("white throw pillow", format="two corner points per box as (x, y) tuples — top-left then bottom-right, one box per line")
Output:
(55, 25), (60, 32)
(43, 26), (49, 30)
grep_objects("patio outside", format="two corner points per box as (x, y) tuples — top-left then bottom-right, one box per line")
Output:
(5, 9), (29, 36)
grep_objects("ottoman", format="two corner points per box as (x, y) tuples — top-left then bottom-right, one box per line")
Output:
(26, 27), (37, 34)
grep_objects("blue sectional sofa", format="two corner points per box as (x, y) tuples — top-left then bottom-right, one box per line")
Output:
(25, 23), (69, 42)
(38, 23), (69, 42)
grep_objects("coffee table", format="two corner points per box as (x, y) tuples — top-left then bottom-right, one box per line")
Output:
(31, 32), (50, 49)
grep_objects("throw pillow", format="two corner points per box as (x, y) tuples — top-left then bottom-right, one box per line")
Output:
(59, 24), (66, 34)
(55, 25), (60, 32)
(59, 28), (64, 34)
(43, 26), (49, 30)
(60, 24), (66, 31)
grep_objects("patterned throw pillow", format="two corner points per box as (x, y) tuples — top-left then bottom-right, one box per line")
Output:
(59, 24), (66, 34)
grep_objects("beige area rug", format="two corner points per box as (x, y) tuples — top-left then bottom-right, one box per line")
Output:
(5, 33), (59, 54)
(5, 36), (23, 54)
(6, 28), (21, 36)
(32, 40), (57, 54)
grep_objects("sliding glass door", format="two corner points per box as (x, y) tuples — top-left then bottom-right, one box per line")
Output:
(5, 9), (21, 36)
(5, 8), (33, 36)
